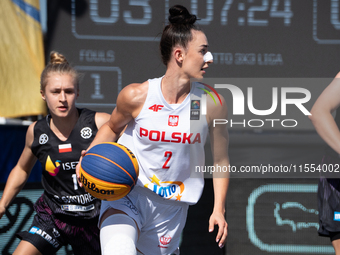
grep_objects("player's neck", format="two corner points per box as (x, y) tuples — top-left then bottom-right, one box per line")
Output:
(50, 110), (79, 141)
(162, 72), (190, 104)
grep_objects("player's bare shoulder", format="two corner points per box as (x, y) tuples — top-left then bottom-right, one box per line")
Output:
(26, 121), (37, 148)
(206, 92), (228, 127)
(116, 81), (149, 117)
(124, 81), (149, 105)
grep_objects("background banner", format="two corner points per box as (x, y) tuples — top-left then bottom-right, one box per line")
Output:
(0, 0), (46, 118)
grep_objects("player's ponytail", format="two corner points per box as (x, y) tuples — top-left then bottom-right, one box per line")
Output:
(168, 5), (197, 25)
(40, 51), (79, 92)
(49, 51), (69, 65)
(160, 5), (201, 66)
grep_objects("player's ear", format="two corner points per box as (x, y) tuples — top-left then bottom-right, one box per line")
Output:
(174, 47), (184, 64)
(41, 90), (46, 101)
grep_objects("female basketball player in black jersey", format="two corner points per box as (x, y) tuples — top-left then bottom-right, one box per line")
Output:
(0, 51), (110, 255)
(310, 73), (340, 255)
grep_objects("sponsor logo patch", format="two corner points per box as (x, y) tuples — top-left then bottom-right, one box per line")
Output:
(29, 226), (60, 248)
(39, 134), (49, 144)
(81, 127), (92, 139)
(334, 211), (340, 221)
(149, 104), (164, 112)
(158, 235), (172, 248)
(58, 143), (72, 153)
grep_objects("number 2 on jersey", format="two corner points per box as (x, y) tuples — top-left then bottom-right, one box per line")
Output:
(162, 151), (172, 169)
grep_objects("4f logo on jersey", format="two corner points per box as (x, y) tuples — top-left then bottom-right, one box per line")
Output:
(149, 104), (164, 112)
(168, 115), (179, 126)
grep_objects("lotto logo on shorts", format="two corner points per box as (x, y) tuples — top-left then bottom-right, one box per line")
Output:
(334, 212), (340, 221)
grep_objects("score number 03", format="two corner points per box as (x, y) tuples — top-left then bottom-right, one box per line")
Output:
(89, 0), (293, 27)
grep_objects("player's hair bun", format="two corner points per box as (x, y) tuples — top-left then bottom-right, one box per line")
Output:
(168, 5), (197, 25)
(49, 51), (68, 65)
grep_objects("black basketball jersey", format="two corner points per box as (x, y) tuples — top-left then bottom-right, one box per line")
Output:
(31, 108), (101, 220)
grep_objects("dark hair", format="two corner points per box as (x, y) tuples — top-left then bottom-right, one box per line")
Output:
(40, 51), (79, 91)
(160, 5), (201, 65)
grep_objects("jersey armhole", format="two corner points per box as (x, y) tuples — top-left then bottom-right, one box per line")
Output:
(134, 80), (151, 121)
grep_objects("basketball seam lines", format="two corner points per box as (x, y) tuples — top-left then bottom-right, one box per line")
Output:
(85, 153), (136, 185)
(112, 143), (139, 176)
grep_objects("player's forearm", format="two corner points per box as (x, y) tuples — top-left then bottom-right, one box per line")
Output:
(0, 166), (29, 210)
(212, 175), (229, 214)
(310, 109), (340, 154)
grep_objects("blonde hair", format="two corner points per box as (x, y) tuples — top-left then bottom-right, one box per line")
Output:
(40, 51), (79, 91)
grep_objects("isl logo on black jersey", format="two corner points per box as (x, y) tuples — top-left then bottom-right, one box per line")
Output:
(45, 156), (60, 176)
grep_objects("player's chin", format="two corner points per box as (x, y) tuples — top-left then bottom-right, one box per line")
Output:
(192, 71), (204, 80)
(56, 108), (70, 117)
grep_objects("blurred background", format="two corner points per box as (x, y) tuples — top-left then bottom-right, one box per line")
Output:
(1, 0), (339, 254)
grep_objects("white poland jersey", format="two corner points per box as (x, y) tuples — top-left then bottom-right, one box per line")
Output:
(118, 77), (209, 205)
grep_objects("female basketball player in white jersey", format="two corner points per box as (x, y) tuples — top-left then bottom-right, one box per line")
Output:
(78, 5), (230, 255)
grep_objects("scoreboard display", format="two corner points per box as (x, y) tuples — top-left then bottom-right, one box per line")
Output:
(47, 0), (340, 114)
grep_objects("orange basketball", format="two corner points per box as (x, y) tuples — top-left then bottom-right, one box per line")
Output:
(79, 142), (139, 201)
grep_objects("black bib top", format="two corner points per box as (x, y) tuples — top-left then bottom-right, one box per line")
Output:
(31, 108), (101, 220)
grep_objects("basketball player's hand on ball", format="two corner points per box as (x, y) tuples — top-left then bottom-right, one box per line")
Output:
(76, 149), (88, 187)
(209, 211), (228, 248)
